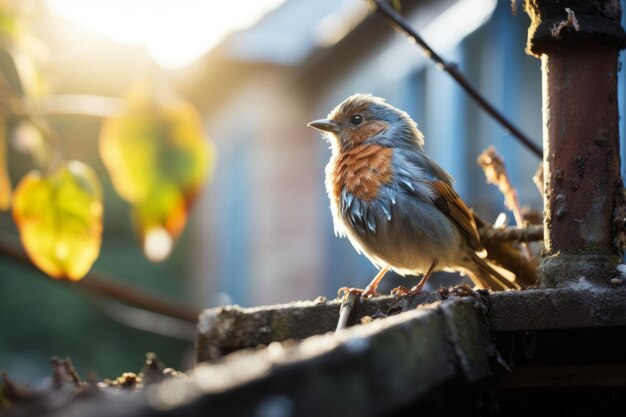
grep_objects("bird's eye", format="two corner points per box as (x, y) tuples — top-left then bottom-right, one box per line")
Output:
(350, 114), (364, 126)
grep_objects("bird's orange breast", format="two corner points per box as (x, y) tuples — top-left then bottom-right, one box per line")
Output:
(331, 145), (394, 202)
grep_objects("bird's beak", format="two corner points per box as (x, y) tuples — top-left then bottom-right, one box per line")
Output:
(307, 118), (340, 133)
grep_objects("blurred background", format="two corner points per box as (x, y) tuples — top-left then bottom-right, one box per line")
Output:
(1, 0), (625, 384)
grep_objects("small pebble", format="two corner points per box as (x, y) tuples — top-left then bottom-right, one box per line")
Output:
(313, 296), (328, 304)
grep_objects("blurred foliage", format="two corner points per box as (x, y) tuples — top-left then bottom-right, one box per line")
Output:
(100, 85), (214, 262)
(0, 1), (21, 48)
(0, 0), (44, 96)
(0, 4), (214, 278)
(0, 0), (213, 382)
(12, 161), (103, 280)
(0, 258), (191, 382)
(0, 113), (10, 210)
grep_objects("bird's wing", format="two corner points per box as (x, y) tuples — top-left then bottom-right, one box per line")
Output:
(429, 180), (484, 252)
(395, 150), (484, 252)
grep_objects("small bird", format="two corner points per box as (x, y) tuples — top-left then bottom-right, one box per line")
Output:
(308, 94), (519, 297)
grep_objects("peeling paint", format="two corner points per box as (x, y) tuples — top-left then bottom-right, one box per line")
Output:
(551, 8), (580, 39)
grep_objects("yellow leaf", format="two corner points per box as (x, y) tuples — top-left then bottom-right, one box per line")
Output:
(99, 85), (214, 261)
(12, 161), (103, 280)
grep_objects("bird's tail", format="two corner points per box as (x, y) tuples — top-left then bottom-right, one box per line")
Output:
(463, 251), (520, 291)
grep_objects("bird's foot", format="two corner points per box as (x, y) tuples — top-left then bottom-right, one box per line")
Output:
(391, 284), (424, 297)
(391, 286), (409, 296)
(337, 286), (381, 299)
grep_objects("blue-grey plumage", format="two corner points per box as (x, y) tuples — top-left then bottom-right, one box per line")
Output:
(309, 94), (519, 297)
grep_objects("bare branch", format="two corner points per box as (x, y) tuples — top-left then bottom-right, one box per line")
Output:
(0, 234), (200, 323)
(483, 224), (544, 243)
(335, 292), (358, 333)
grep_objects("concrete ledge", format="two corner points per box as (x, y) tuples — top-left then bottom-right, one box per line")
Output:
(489, 285), (626, 331)
(197, 292), (441, 362)
(34, 294), (490, 417)
(197, 285), (626, 363)
(33, 286), (626, 417)
(157, 295), (491, 416)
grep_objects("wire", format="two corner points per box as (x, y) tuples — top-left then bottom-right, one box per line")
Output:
(372, 0), (542, 158)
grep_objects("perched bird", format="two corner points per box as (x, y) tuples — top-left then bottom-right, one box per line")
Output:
(308, 94), (519, 297)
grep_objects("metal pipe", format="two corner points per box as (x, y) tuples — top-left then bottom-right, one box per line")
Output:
(524, 1), (626, 286)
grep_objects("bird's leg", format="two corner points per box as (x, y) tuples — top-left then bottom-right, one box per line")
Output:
(363, 266), (389, 297)
(338, 266), (389, 299)
(392, 261), (437, 296)
(410, 260), (437, 293)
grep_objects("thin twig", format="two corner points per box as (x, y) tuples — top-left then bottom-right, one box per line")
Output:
(92, 299), (197, 341)
(485, 224), (543, 243)
(477, 147), (525, 226)
(335, 292), (358, 333)
(0, 235), (201, 323)
(79, 275), (200, 323)
(477, 146), (533, 260)
(372, 0), (542, 158)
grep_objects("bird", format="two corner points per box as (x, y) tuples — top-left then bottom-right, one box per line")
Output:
(308, 94), (519, 297)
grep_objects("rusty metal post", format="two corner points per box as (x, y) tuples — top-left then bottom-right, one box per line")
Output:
(524, 1), (626, 286)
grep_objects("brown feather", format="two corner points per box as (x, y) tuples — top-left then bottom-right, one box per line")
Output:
(431, 181), (483, 252)
(467, 251), (521, 290)
(331, 145), (394, 202)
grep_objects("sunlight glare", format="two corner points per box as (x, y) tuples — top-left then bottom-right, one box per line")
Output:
(421, 0), (497, 53)
(44, 0), (285, 69)
(144, 227), (173, 262)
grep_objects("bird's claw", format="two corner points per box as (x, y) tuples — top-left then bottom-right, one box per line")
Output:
(391, 284), (424, 297)
(391, 286), (409, 297)
(337, 286), (381, 299)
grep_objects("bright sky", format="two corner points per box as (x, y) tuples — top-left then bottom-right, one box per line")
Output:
(44, 0), (286, 69)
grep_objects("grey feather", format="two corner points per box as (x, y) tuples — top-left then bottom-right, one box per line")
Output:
(380, 201), (392, 221)
(400, 178), (414, 191)
(366, 206), (377, 233)
(341, 188), (355, 213)
(351, 198), (362, 220)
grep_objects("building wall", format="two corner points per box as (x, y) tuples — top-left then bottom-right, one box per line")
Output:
(193, 70), (324, 306)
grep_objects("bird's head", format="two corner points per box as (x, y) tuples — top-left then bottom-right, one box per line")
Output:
(308, 94), (424, 153)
